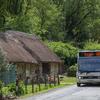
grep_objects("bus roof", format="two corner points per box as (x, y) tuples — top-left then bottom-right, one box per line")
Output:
(79, 50), (100, 52)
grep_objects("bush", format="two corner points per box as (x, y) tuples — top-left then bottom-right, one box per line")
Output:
(84, 42), (100, 50)
(0, 81), (3, 93)
(67, 64), (77, 77)
(17, 81), (25, 95)
(46, 41), (78, 67)
(7, 81), (25, 96)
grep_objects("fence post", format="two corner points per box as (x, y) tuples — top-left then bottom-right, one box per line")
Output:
(44, 74), (47, 89)
(57, 74), (60, 85)
(16, 78), (19, 96)
(25, 77), (28, 94)
(0, 81), (3, 100)
(36, 75), (41, 91)
(54, 74), (56, 86)
(49, 74), (51, 88)
(38, 77), (41, 91)
(32, 77), (34, 93)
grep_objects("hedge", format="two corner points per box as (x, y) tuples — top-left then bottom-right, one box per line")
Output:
(46, 41), (78, 67)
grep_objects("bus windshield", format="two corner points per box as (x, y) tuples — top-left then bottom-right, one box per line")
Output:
(79, 62), (100, 72)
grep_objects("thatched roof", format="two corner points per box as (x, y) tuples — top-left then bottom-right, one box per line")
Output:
(0, 31), (61, 63)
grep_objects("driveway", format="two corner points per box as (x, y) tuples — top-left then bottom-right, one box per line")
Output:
(19, 85), (100, 100)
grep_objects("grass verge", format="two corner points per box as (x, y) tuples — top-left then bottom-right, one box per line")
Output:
(19, 76), (76, 99)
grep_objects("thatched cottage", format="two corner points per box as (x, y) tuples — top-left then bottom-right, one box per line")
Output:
(0, 31), (62, 80)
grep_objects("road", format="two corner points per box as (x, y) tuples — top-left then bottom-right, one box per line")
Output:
(20, 85), (100, 100)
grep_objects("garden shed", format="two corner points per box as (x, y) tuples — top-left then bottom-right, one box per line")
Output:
(0, 31), (62, 82)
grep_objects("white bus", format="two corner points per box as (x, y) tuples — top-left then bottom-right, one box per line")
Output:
(77, 50), (100, 86)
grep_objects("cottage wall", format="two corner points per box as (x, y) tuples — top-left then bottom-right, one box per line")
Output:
(38, 63), (42, 75)
(50, 63), (59, 75)
(16, 63), (38, 80)
(16, 63), (26, 79)
(16, 62), (61, 81)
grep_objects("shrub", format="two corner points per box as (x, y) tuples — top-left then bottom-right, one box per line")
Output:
(7, 83), (16, 96)
(84, 42), (100, 50)
(46, 41), (78, 67)
(0, 81), (3, 93)
(7, 81), (25, 96)
(67, 64), (77, 77)
(17, 81), (25, 95)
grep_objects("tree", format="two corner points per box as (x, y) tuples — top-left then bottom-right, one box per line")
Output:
(0, 48), (8, 72)
(51, 0), (100, 46)
(0, 0), (100, 46)
(3, 0), (62, 41)
(47, 41), (78, 67)
(64, 0), (99, 42)
(0, 0), (28, 30)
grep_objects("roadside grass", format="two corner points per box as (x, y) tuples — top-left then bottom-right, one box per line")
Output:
(20, 84), (67, 99)
(61, 76), (76, 85)
(2, 76), (76, 99)
(19, 76), (76, 98)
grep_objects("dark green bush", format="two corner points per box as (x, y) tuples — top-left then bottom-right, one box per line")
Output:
(0, 81), (3, 93)
(67, 64), (77, 77)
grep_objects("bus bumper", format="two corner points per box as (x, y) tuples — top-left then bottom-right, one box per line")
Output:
(77, 78), (100, 84)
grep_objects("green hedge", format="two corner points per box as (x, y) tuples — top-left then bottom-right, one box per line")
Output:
(84, 42), (100, 50)
(46, 41), (78, 67)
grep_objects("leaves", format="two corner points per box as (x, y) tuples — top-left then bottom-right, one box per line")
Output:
(0, 0), (100, 46)
(84, 42), (100, 50)
(47, 41), (78, 66)
(0, 48), (8, 72)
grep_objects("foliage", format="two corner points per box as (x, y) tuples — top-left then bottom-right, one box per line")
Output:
(1, 0), (62, 40)
(67, 64), (77, 77)
(17, 81), (25, 95)
(47, 41), (78, 67)
(0, 0), (100, 71)
(7, 83), (16, 93)
(0, 81), (3, 91)
(2, 77), (76, 97)
(0, 0), (100, 45)
(84, 42), (100, 50)
(7, 81), (25, 96)
(0, 48), (8, 72)
(0, 81), (3, 97)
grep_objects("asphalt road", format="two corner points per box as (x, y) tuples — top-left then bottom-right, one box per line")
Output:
(20, 85), (100, 100)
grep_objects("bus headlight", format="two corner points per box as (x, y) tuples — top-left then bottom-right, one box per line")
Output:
(78, 76), (82, 79)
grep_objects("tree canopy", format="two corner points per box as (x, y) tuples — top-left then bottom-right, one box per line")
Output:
(0, 0), (100, 46)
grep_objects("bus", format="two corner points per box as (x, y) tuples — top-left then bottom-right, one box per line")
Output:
(77, 50), (100, 86)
